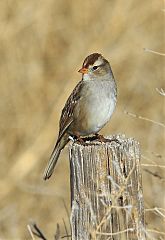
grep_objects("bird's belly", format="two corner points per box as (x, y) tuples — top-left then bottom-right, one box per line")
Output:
(86, 98), (115, 133)
(73, 96), (116, 136)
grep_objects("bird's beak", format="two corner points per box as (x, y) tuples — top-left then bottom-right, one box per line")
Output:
(78, 67), (88, 74)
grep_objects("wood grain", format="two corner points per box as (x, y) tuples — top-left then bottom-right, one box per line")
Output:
(69, 135), (146, 240)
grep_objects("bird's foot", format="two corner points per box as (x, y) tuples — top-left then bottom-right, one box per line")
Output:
(101, 136), (122, 145)
(95, 133), (107, 143)
(77, 137), (85, 144)
(95, 134), (121, 144)
(109, 137), (122, 145)
(73, 133), (86, 145)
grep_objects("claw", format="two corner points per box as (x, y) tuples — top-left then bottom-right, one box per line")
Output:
(73, 133), (86, 145)
(95, 133), (107, 143)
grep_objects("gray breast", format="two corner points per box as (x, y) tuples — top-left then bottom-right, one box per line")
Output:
(78, 79), (117, 134)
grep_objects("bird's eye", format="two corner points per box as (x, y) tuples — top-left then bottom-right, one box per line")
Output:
(92, 66), (98, 70)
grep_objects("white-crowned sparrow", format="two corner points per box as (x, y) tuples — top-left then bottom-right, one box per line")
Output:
(43, 53), (117, 180)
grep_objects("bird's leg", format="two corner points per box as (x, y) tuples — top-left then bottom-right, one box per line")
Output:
(95, 133), (107, 143)
(74, 132), (85, 144)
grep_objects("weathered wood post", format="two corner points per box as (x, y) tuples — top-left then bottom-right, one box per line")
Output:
(69, 135), (146, 240)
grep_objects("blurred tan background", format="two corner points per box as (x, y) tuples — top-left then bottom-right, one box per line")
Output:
(0, 0), (164, 239)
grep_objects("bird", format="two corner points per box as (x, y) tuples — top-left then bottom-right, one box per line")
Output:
(43, 53), (117, 180)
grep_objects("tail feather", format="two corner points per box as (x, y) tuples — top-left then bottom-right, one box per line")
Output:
(43, 146), (61, 180)
(43, 133), (69, 180)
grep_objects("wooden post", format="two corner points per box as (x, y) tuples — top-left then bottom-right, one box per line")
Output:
(69, 135), (146, 240)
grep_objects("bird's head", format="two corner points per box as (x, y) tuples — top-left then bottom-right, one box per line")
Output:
(78, 53), (111, 81)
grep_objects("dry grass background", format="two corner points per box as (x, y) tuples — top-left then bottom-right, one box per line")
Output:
(0, 0), (164, 239)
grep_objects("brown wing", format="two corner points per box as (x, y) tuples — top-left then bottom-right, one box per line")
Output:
(57, 80), (83, 142)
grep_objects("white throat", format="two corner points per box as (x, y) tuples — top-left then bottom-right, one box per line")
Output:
(82, 73), (91, 81)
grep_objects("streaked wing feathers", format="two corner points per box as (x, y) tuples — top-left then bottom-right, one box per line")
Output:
(58, 81), (83, 141)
